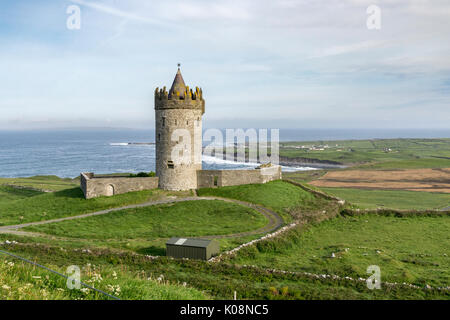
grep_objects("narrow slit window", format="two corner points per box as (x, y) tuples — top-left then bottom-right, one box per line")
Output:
(162, 117), (166, 127)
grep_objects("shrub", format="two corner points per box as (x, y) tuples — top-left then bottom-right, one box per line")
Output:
(130, 172), (156, 178)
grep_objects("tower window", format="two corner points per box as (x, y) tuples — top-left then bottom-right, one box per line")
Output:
(175, 119), (177, 125)
(167, 161), (174, 169)
(186, 120), (189, 125)
(158, 133), (160, 141)
(162, 117), (166, 127)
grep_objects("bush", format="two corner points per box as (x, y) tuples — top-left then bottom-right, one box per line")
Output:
(130, 172), (156, 178)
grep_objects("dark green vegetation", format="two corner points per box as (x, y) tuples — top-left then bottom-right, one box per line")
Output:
(1, 173), (449, 300)
(2, 237), (447, 300)
(129, 171), (156, 177)
(320, 188), (450, 210)
(280, 138), (450, 168)
(0, 257), (207, 300)
(0, 186), (193, 226)
(0, 175), (78, 192)
(24, 200), (267, 255)
(0, 185), (43, 204)
(25, 200), (266, 239)
(231, 214), (450, 288)
(198, 180), (335, 223)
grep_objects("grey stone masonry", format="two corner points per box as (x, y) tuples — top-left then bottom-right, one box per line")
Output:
(80, 173), (158, 199)
(154, 68), (205, 190)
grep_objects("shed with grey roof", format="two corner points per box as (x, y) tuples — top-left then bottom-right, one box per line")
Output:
(166, 237), (219, 260)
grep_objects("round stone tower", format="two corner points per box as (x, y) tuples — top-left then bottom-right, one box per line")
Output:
(154, 67), (205, 190)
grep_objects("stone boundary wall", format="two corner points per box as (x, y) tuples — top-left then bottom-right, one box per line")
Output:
(197, 165), (282, 188)
(283, 179), (344, 202)
(80, 172), (159, 199)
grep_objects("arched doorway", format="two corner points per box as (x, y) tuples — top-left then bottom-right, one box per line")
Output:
(106, 184), (115, 196)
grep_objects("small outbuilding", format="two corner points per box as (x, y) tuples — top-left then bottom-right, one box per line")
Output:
(166, 237), (219, 260)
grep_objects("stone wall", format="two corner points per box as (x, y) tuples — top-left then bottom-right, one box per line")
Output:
(155, 108), (203, 190)
(197, 165), (282, 188)
(80, 173), (159, 199)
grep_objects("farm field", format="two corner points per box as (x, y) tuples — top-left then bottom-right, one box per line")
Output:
(282, 138), (450, 210)
(280, 138), (450, 168)
(319, 187), (450, 210)
(309, 168), (450, 193)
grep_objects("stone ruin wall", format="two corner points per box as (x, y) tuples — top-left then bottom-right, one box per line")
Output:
(81, 172), (159, 199)
(197, 165), (282, 188)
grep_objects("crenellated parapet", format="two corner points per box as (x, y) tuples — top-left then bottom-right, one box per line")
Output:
(154, 86), (203, 101)
(154, 85), (205, 114)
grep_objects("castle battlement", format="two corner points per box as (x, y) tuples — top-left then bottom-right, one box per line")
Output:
(154, 86), (204, 101)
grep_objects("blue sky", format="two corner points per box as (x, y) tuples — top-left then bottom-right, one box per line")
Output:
(1, 0), (449, 129)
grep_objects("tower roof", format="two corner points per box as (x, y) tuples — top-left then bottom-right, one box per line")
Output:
(169, 68), (186, 98)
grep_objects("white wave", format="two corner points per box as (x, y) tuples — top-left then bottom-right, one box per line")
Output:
(202, 155), (317, 172)
(109, 143), (129, 146)
(202, 155), (259, 167)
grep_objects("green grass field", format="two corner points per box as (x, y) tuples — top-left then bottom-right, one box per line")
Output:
(2, 235), (447, 300)
(320, 187), (450, 210)
(25, 200), (267, 240)
(0, 257), (207, 300)
(231, 214), (450, 288)
(280, 138), (450, 168)
(0, 176), (78, 192)
(1, 173), (449, 300)
(198, 180), (334, 223)
(0, 187), (193, 226)
(23, 200), (268, 255)
(0, 185), (43, 204)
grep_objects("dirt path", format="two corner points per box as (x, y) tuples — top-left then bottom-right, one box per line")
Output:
(0, 196), (284, 240)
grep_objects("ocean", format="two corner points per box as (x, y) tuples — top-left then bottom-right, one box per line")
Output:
(0, 128), (449, 178)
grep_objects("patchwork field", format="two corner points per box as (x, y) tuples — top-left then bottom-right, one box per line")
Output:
(280, 138), (450, 168)
(310, 168), (450, 193)
(320, 188), (450, 210)
(282, 139), (450, 211)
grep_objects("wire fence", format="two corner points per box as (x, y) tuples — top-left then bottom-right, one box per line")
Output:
(0, 248), (120, 300)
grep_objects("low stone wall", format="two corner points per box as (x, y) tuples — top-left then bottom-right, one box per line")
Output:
(197, 165), (282, 188)
(80, 173), (159, 199)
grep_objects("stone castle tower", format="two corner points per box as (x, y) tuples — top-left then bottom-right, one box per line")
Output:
(154, 68), (205, 190)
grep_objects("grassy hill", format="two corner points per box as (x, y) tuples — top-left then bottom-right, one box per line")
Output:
(0, 176), (448, 300)
(230, 213), (450, 288)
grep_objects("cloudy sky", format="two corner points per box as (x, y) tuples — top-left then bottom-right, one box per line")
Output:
(1, 0), (449, 129)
